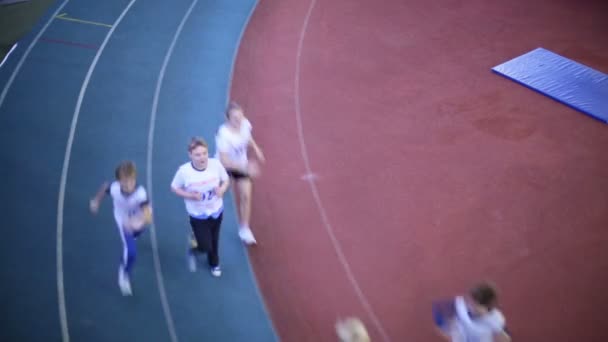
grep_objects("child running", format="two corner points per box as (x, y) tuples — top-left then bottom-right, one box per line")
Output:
(171, 137), (230, 277)
(89, 161), (152, 296)
(433, 282), (511, 342)
(215, 101), (265, 245)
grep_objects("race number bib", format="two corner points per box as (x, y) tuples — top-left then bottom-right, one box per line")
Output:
(233, 145), (247, 158)
(201, 189), (216, 201)
(128, 208), (141, 218)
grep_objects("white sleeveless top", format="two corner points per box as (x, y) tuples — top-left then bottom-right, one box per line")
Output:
(215, 119), (252, 169)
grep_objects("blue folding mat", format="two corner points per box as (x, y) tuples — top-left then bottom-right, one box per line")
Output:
(492, 47), (608, 123)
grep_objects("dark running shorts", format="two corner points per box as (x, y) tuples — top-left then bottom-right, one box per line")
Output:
(227, 169), (249, 180)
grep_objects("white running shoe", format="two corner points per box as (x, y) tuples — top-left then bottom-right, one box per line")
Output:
(238, 226), (257, 245)
(118, 267), (132, 296)
(210, 266), (222, 277)
(188, 254), (197, 272)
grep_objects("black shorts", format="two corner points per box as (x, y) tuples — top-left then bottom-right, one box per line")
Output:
(227, 169), (249, 180)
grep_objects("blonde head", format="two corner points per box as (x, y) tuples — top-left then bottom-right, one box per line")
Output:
(336, 317), (370, 342)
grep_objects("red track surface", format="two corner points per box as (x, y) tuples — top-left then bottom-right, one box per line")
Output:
(231, 0), (608, 340)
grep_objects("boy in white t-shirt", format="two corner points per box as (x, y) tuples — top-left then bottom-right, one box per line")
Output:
(433, 282), (511, 342)
(89, 161), (153, 296)
(171, 137), (230, 277)
(215, 101), (265, 245)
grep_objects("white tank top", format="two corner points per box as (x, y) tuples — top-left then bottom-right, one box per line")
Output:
(108, 181), (148, 226)
(215, 119), (252, 169)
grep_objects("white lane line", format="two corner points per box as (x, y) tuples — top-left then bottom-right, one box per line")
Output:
(293, 1), (391, 341)
(0, 0), (69, 109)
(56, 1), (137, 341)
(146, 0), (201, 341)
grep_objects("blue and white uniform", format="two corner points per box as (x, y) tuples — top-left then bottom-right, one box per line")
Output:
(107, 181), (149, 275)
